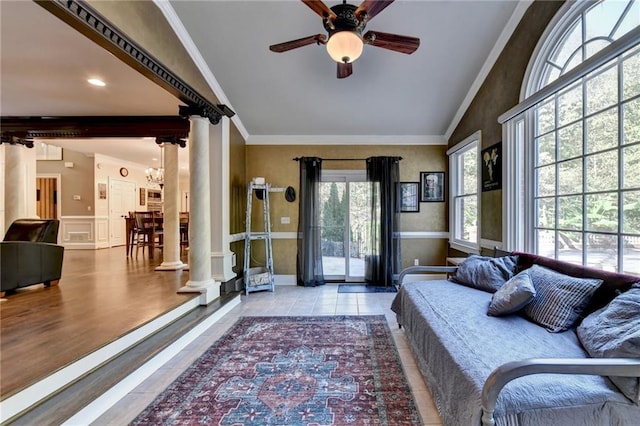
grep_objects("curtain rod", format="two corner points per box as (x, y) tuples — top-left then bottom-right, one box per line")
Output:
(292, 157), (403, 161)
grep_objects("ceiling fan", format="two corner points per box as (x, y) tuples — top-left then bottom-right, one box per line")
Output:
(269, 0), (420, 79)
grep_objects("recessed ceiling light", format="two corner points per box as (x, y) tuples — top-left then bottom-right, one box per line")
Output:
(87, 78), (106, 87)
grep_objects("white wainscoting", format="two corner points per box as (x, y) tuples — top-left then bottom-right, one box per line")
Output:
(60, 216), (110, 249)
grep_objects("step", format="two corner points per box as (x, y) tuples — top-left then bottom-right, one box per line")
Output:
(7, 292), (241, 425)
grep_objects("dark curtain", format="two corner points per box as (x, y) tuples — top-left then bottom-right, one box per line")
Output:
(365, 156), (401, 287)
(296, 157), (325, 287)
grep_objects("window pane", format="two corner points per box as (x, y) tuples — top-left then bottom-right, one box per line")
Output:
(586, 150), (618, 192)
(623, 48), (640, 100)
(558, 84), (583, 126)
(558, 158), (583, 195)
(537, 164), (556, 196)
(461, 149), (477, 195)
(559, 195), (583, 230)
(586, 192), (618, 232)
(456, 196), (477, 242)
(536, 229), (556, 258)
(558, 122), (583, 160)
(537, 197), (555, 229)
(623, 190), (640, 234)
(623, 239), (640, 275)
(542, 64), (562, 87)
(585, 39), (612, 61)
(623, 144), (640, 189)
(536, 99), (555, 135)
(586, 64), (617, 114)
(536, 132), (556, 165)
(623, 97), (640, 145)
(613, 0), (640, 39)
(558, 231), (583, 264)
(586, 233), (618, 271)
(586, 107), (618, 153)
(550, 20), (582, 75)
(585, 0), (629, 41)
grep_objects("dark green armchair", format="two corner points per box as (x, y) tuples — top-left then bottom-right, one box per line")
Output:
(1, 219), (64, 297)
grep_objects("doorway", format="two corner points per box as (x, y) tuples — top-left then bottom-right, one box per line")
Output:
(109, 179), (136, 247)
(320, 170), (371, 281)
(36, 175), (62, 222)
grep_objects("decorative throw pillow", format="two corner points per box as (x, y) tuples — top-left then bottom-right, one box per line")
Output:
(487, 270), (536, 316)
(523, 265), (602, 332)
(577, 283), (640, 403)
(450, 254), (519, 293)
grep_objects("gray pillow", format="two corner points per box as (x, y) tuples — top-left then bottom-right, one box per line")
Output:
(487, 270), (536, 316)
(523, 265), (602, 332)
(450, 254), (519, 293)
(577, 283), (640, 403)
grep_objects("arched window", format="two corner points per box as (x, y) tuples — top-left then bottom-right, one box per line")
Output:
(502, 0), (640, 274)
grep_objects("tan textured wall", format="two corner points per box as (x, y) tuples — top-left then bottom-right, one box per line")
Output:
(448, 0), (564, 244)
(246, 145), (448, 275)
(37, 150), (95, 216)
(229, 122), (247, 274)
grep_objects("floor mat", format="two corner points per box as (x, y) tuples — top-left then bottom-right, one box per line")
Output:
(337, 284), (397, 293)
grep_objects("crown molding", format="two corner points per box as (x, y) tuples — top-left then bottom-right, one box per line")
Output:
(246, 134), (447, 146)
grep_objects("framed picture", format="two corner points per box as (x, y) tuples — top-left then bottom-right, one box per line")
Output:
(482, 142), (502, 192)
(139, 188), (146, 206)
(420, 172), (445, 202)
(399, 182), (420, 213)
(98, 183), (107, 200)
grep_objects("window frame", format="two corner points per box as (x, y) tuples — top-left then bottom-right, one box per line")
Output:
(502, 0), (640, 274)
(448, 131), (481, 254)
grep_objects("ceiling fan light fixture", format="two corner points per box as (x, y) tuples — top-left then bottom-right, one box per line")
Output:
(326, 30), (363, 63)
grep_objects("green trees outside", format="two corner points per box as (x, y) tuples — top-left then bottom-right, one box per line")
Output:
(535, 47), (640, 256)
(319, 181), (372, 261)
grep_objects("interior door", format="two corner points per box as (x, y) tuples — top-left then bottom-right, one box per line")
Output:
(36, 177), (57, 219)
(110, 179), (136, 247)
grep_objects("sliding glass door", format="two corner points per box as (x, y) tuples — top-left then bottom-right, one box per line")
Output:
(320, 170), (370, 281)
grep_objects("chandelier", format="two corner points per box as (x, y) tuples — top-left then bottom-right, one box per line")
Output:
(146, 144), (164, 188)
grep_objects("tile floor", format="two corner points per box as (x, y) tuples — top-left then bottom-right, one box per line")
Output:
(93, 285), (443, 425)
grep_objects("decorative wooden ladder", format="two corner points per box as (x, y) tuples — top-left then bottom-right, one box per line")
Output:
(243, 181), (275, 295)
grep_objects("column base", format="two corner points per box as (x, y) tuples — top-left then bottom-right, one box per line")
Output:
(178, 279), (219, 305)
(155, 261), (186, 271)
(211, 251), (237, 282)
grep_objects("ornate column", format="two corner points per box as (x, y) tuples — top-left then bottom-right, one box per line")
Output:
(156, 139), (185, 271)
(4, 141), (28, 229)
(177, 108), (218, 305)
(209, 116), (236, 282)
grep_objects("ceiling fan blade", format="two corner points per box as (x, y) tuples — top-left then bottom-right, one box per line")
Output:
(301, 0), (336, 19)
(337, 62), (353, 79)
(363, 30), (420, 54)
(269, 34), (326, 53)
(355, 0), (394, 20)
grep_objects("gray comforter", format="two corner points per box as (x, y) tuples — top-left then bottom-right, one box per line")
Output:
(391, 280), (639, 426)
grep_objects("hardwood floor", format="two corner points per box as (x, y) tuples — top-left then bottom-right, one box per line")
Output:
(0, 246), (197, 399)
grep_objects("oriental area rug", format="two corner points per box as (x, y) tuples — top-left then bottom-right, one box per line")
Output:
(133, 315), (421, 425)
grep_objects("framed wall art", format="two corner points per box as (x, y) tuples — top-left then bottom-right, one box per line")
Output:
(140, 188), (146, 206)
(399, 182), (420, 213)
(98, 183), (107, 200)
(482, 142), (502, 192)
(420, 172), (445, 202)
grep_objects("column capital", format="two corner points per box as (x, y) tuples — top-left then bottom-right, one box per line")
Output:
(156, 136), (187, 148)
(0, 134), (34, 148)
(179, 104), (234, 126)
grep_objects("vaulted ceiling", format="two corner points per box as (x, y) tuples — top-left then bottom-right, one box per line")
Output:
(0, 0), (530, 165)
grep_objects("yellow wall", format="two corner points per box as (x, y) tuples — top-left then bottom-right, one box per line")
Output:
(244, 144), (449, 275)
(229, 122), (247, 274)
